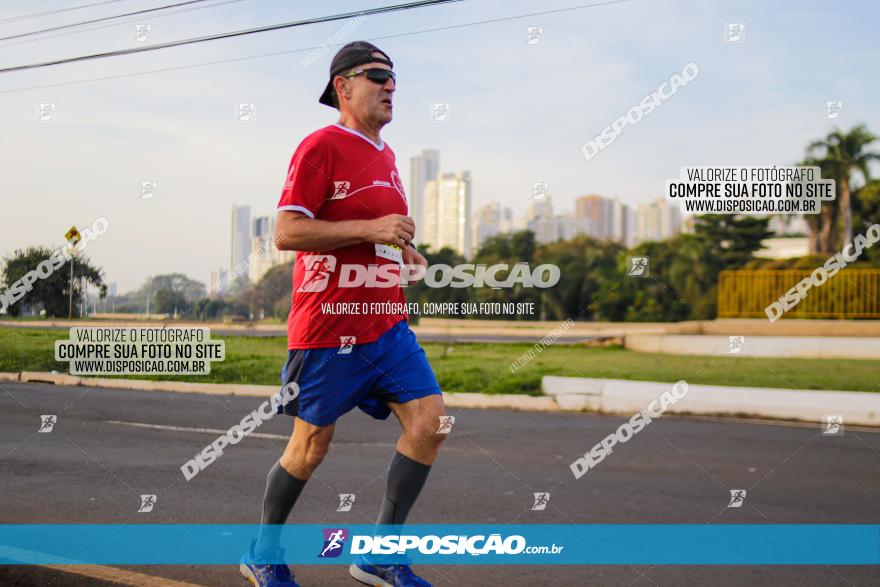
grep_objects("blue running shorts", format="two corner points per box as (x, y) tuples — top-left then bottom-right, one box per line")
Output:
(275, 319), (442, 426)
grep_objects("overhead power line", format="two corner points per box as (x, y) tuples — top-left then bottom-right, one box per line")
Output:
(0, 0), (245, 50)
(0, 0), (634, 93)
(0, 0), (214, 42)
(0, 0), (464, 74)
(0, 0), (133, 25)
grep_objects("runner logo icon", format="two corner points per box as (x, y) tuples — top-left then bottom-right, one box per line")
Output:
(727, 489), (746, 508)
(319, 528), (348, 558)
(331, 181), (351, 199)
(298, 255), (336, 292)
(338, 336), (356, 354)
(337, 494), (356, 512)
(38, 415), (57, 433)
(531, 492), (549, 511)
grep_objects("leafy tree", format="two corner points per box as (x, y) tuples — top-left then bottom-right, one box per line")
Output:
(476, 230), (536, 264)
(595, 240), (692, 322)
(0, 246), (103, 317)
(471, 232), (542, 318)
(230, 262), (294, 321)
(799, 155), (844, 255)
(692, 215), (773, 267)
(153, 287), (190, 316)
(128, 273), (206, 313)
(405, 245), (470, 311)
(192, 298), (234, 320)
(534, 235), (618, 321)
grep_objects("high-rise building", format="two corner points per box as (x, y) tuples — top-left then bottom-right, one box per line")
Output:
(575, 194), (613, 239)
(523, 195), (560, 244)
(530, 216), (562, 244)
(249, 215), (295, 283)
(253, 215), (271, 240)
(423, 171), (472, 257)
(209, 269), (229, 296)
(409, 149), (439, 244)
(635, 198), (681, 243)
(527, 195), (553, 222)
(625, 206), (638, 247)
(610, 197), (630, 245)
(558, 215), (584, 241)
(473, 201), (514, 249)
(231, 205), (252, 277)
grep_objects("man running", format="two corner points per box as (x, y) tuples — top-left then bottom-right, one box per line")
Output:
(240, 41), (447, 587)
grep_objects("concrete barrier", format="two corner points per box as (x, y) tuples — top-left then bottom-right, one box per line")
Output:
(20, 372), (81, 386)
(443, 391), (559, 411)
(625, 334), (880, 359)
(542, 375), (880, 426)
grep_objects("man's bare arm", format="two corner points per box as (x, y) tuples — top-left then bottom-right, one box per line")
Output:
(275, 211), (415, 252)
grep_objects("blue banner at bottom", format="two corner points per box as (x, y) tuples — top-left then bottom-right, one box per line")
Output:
(0, 525), (878, 565)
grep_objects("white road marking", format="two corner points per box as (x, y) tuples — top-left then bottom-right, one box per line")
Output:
(104, 420), (398, 446)
(105, 420), (288, 440)
(103, 420), (479, 451)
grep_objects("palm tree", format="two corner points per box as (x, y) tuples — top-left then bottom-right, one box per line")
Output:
(799, 155), (843, 254)
(808, 125), (879, 246)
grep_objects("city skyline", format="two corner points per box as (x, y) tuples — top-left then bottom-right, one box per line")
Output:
(205, 182), (685, 301)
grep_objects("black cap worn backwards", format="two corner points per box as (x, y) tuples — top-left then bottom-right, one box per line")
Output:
(318, 41), (393, 109)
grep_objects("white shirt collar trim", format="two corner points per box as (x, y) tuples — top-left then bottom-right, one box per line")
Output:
(333, 123), (384, 151)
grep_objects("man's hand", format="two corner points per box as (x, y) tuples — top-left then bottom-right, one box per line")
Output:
(402, 244), (427, 284)
(363, 214), (415, 249)
(402, 243), (427, 269)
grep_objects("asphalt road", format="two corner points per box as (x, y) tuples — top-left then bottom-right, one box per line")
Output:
(1, 382), (878, 586)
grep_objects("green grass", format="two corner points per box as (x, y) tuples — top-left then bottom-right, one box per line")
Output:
(1, 326), (878, 394)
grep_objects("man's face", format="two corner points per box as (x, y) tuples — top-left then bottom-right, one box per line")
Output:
(336, 52), (395, 125)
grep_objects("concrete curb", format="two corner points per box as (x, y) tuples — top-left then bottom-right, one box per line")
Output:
(6, 371), (557, 411)
(542, 376), (880, 426)
(7, 371), (879, 426)
(17, 371), (276, 398)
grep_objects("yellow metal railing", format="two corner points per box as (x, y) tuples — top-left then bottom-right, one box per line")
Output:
(717, 269), (880, 319)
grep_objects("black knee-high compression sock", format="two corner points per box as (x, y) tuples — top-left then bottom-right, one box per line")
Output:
(254, 460), (307, 559)
(376, 451), (432, 526)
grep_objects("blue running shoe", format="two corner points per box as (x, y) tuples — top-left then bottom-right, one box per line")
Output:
(240, 540), (300, 587)
(349, 556), (432, 587)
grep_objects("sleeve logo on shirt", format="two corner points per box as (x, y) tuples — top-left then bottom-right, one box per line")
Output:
(283, 164), (296, 189)
(298, 255), (337, 292)
(331, 181), (351, 200)
(391, 170), (407, 205)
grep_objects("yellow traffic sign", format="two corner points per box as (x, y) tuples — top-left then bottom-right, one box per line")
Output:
(65, 226), (81, 245)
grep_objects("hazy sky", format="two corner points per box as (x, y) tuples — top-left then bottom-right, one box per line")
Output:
(1, 0), (878, 292)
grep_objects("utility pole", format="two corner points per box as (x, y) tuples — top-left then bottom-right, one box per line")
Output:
(68, 256), (74, 319)
(64, 226), (81, 320)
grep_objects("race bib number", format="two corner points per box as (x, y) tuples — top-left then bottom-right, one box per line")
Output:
(375, 243), (403, 265)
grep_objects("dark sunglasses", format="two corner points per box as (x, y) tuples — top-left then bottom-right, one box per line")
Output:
(343, 68), (396, 85)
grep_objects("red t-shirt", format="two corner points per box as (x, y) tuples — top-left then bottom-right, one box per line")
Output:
(278, 124), (409, 349)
